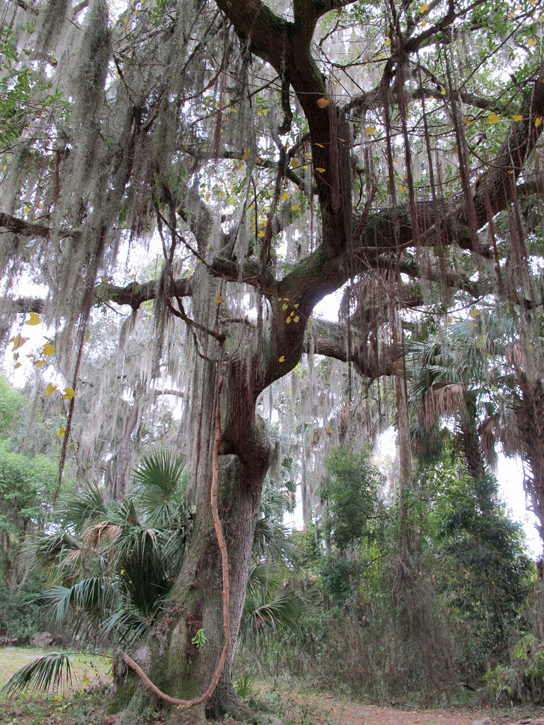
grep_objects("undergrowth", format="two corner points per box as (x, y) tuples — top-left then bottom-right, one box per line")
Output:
(0, 684), (168, 725)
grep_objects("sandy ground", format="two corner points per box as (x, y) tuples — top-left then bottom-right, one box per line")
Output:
(280, 691), (544, 725)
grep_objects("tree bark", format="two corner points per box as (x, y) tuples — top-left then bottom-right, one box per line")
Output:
(117, 348), (271, 723)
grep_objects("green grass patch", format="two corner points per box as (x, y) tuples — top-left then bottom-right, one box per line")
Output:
(0, 646), (111, 691)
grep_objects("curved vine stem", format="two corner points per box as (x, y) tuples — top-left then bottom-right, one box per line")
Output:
(122, 378), (230, 710)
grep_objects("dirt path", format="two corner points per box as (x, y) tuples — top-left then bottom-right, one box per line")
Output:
(280, 692), (544, 725)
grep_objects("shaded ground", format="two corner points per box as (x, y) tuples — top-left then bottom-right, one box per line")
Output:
(262, 687), (544, 725)
(1, 648), (543, 725)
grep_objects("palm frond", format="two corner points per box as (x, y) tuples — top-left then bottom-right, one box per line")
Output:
(41, 577), (113, 630)
(131, 450), (188, 529)
(242, 591), (304, 642)
(103, 598), (164, 645)
(62, 481), (107, 532)
(31, 528), (82, 571)
(247, 563), (280, 598)
(1, 652), (72, 697)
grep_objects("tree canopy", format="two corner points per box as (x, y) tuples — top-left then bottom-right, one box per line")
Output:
(1, 0), (544, 720)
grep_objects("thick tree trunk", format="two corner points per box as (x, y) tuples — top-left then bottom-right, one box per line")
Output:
(458, 418), (487, 484)
(116, 450), (268, 724)
(114, 384), (144, 500)
(515, 379), (544, 541)
(116, 352), (270, 724)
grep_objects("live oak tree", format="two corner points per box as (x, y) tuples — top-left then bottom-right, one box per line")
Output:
(2, 0), (544, 722)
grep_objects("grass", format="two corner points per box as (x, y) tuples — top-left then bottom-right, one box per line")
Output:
(0, 646), (112, 690)
(0, 647), (114, 725)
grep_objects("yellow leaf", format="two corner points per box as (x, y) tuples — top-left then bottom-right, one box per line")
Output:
(58, 427), (65, 439)
(23, 206), (30, 212)
(62, 387), (76, 400)
(286, 318), (291, 324)
(291, 158), (300, 168)
(45, 383), (57, 395)
(282, 304), (288, 310)
(43, 343), (56, 356)
(327, 427), (332, 434)
(421, 19), (427, 26)
(236, 161), (244, 170)
(242, 149), (250, 161)
(26, 311), (40, 326)
(291, 204), (299, 211)
(385, 38), (391, 44)
(513, 115), (523, 122)
(255, 156), (261, 163)
(258, 230), (265, 237)
(420, 3), (428, 11)
(315, 143), (324, 148)
(294, 316), (300, 323)
(215, 294), (222, 305)
(536, 117), (543, 127)
(282, 193), (287, 201)
(205, 193), (210, 199)
(316, 167), (326, 173)
(529, 38), (537, 48)
(317, 97), (330, 108)
(366, 126), (375, 135)
(11, 335), (29, 350)
(34, 359), (45, 367)
(279, 356), (285, 363)
(14, 363), (21, 369)
(440, 88), (446, 95)
(399, 185), (406, 191)
(470, 309), (479, 317)
(488, 114), (500, 123)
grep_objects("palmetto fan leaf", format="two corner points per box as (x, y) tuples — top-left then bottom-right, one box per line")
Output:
(1, 652), (72, 697)
(32, 528), (82, 571)
(103, 601), (161, 646)
(61, 480), (108, 533)
(131, 450), (188, 529)
(41, 576), (114, 631)
(242, 591), (304, 642)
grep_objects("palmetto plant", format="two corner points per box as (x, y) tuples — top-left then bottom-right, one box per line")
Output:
(241, 478), (304, 642)
(2, 459), (304, 696)
(31, 451), (191, 647)
(407, 316), (505, 478)
(408, 306), (544, 538)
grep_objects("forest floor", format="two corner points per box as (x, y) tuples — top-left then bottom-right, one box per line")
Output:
(1, 648), (543, 725)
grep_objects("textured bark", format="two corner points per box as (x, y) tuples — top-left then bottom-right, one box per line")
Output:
(459, 423), (487, 485)
(514, 380), (544, 540)
(117, 347), (270, 722)
(114, 386), (143, 501)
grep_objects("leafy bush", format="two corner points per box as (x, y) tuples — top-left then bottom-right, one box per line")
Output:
(0, 572), (44, 639)
(486, 634), (544, 703)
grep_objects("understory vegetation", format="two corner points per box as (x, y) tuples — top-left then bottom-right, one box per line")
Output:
(2, 0), (544, 721)
(0, 372), (542, 712)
